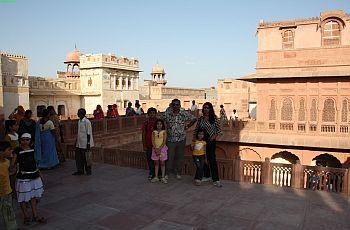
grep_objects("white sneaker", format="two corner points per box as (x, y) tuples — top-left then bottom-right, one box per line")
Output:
(202, 177), (212, 182)
(164, 175), (168, 180)
(151, 177), (159, 183)
(161, 177), (168, 184)
(176, 174), (182, 180)
(194, 179), (201, 186)
(213, 181), (223, 187)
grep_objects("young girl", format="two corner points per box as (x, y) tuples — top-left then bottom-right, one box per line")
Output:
(14, 133), (46, 225)
(151, 119), (168, 184)
(191, 129), (207, 186)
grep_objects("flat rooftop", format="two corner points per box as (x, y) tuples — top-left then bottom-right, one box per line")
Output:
(10, 160), (350, 230)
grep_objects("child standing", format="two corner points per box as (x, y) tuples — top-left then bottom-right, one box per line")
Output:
(151, 119), (168, 184)
(142, 108), (157, 180)
(191, 130), (207, 186)
(14, 133), (45, 225)
(0, 141), (18, 230)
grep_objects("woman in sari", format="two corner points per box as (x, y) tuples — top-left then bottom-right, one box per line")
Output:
(8, 105), (25, 123)
(35, 109), (59, 169)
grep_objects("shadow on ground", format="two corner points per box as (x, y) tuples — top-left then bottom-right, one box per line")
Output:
(5, 160), (349, 230)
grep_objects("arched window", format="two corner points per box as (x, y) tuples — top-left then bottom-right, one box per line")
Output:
(322, 98), (336, 122)
(269, 99), (276, 120)
(282, 30), (294, 49)
(310, 99), (317, 122)
(341, 99), (348, 122)
(298, 98), (306, 121)
(322, 20), (340, 46)
(281, 98), (293, 121)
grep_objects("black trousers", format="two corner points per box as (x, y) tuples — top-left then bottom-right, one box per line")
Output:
(203, 140), (219, 182)
(75, 147), (91, 174)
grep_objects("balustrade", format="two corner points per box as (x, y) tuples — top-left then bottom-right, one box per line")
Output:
(321, 125), (336, 133)
(271, 163), (292, 187)
(63, 144), (349, 195)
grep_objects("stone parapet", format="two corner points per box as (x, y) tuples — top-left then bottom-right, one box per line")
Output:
(63, 144), (350, 196)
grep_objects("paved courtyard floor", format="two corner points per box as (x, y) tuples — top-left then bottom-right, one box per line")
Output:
(7, 160), (350, 230)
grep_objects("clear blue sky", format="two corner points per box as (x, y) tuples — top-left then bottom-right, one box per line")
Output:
(0, 0), (349, 88)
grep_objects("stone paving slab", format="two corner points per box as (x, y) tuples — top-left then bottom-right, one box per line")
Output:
(3, 160), (349, 230)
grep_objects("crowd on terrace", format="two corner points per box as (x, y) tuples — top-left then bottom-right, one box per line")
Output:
(0, 98), (227, 229)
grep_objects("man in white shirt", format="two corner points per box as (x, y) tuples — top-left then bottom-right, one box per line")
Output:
(73, 108), (94, 176)
(190, 100), (198, 112)
(230, 109), (238, 120)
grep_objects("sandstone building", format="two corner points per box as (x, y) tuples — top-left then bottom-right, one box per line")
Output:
(223, 10), (350, 166)
(0, 52), (29, 118)
(29, 48), (141, 117)
(139, 63), (217, 112)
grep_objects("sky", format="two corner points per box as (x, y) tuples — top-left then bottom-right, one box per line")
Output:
(0, 0), (349, 88)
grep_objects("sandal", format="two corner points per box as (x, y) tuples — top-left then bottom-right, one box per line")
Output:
(32, 216), (47, 224)
(23, 217), (31, 225)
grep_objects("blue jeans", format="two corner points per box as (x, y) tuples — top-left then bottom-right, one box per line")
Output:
(193, 155), (205, 180)
(145, 148), (154, 177)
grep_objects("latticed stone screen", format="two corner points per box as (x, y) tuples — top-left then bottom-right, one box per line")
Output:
(310, 99), (317, 122)
(298, 98), (306, 121)
(269, 99), (276, 120)
(322, 98), (336, 122)
(281, 98), (293, 121)
(341, 100), (348, 122)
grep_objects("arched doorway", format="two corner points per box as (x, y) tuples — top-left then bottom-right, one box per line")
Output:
(58, 105), (65, 116)
(312, 153), (342, 168)
(271, 151), (299, 164)
(239, 148), (262, 161)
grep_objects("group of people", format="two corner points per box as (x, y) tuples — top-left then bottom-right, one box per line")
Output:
(1, 106), (93, 229)
(93, 102), (145, 119)
(0, 105), (69, 229)
(1, 100), (223, 229)
(142, 99), (223, 187)
(219, 104), (239, 121)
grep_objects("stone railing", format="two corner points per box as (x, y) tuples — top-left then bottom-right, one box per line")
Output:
(60, 115), (147, 143)
(63, 145), (350, 195)
(229, 120), (350, 136)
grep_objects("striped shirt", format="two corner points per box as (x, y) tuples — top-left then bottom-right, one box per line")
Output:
(193, 116), (221, 140)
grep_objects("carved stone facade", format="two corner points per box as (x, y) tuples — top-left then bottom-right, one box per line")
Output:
(233, 10), (350, 166)
(217, 78), (257, 119)
(0, 52), (29, 118)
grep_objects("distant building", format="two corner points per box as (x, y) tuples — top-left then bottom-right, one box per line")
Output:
(139, 63), (217, 112)
(0, 52), (29, 118)
(217, 78), (256, 119)
(29, 48), (141, 117)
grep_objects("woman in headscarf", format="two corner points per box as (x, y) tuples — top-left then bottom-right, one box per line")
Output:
(47, 106), (64, 162)
(8, 105), (25, 123)
(93, 105), (104, 119)
(113, 104), (119, 117)
(35, 109), (59, 169)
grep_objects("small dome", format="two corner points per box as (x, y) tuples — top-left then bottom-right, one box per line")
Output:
(151, 63), (165, 74)
(66, 48), (81, 63)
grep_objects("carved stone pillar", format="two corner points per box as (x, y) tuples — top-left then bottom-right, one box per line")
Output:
(125, 77), (129, 90)
(119, 77), (122, 90)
